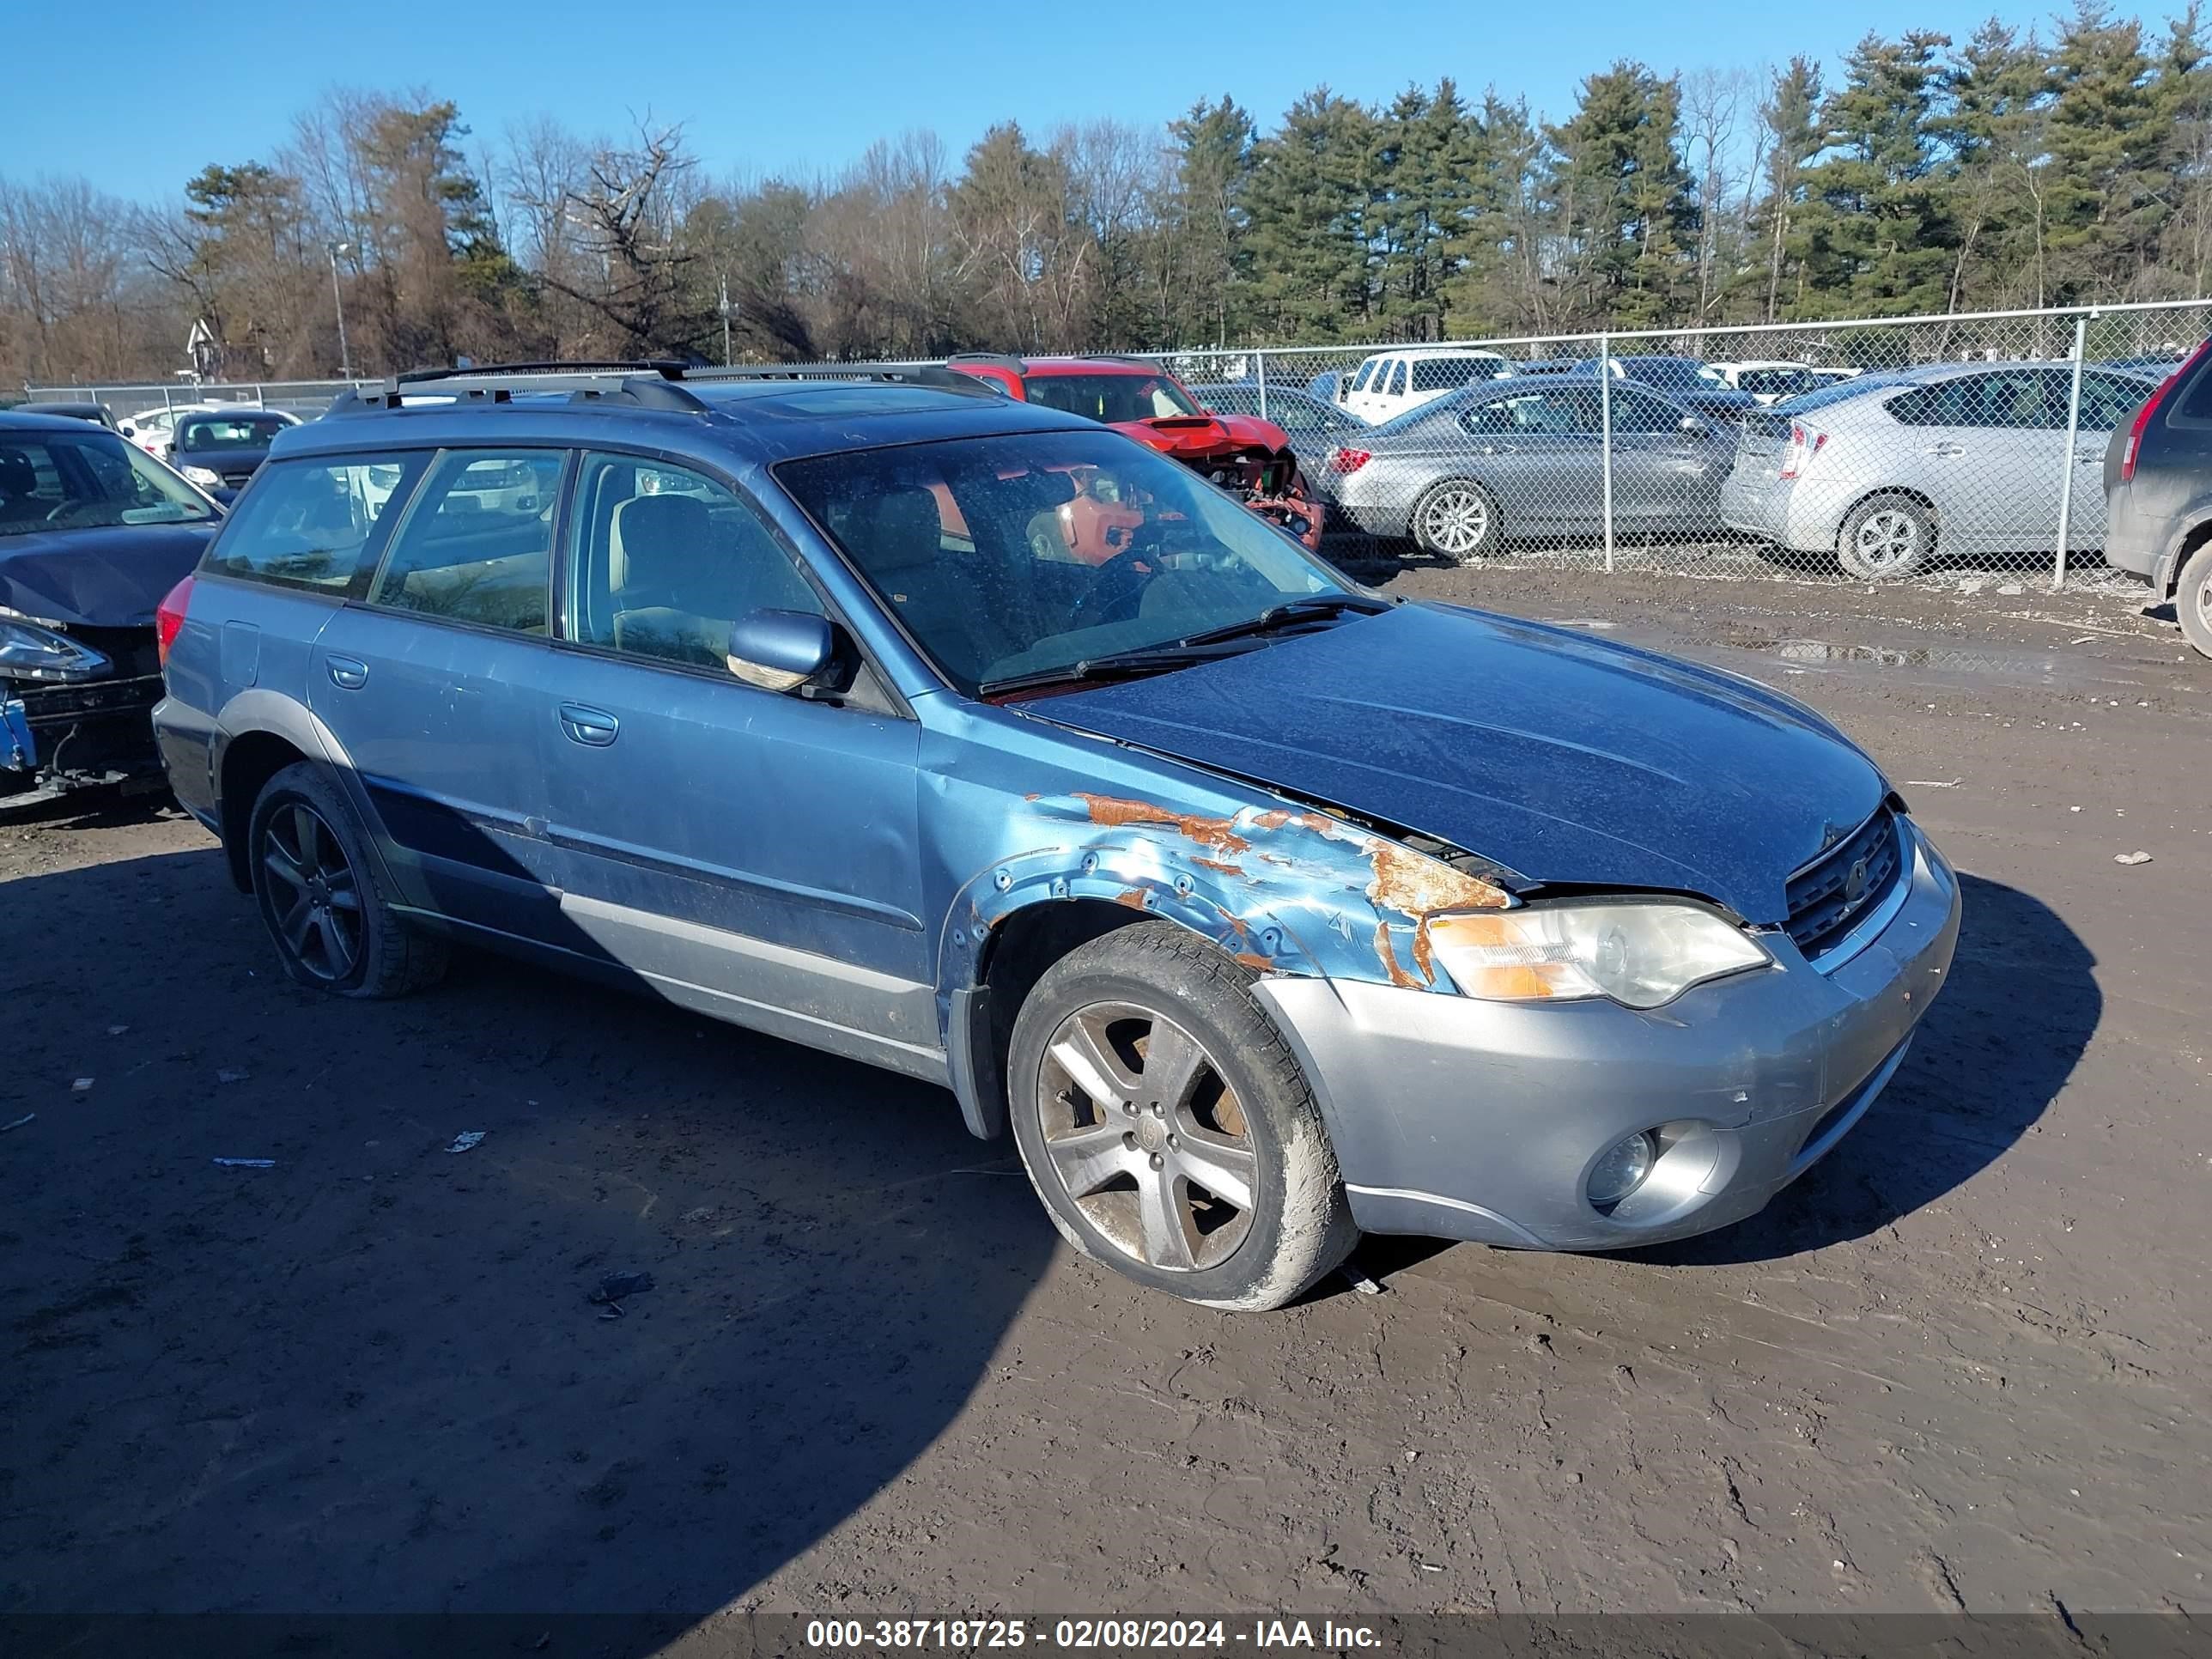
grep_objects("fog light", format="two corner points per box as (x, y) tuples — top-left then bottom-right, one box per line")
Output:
(1587, 1131), (1657, 1208)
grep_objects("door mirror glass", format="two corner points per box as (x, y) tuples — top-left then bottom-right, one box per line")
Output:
(727, 608), (834, 692)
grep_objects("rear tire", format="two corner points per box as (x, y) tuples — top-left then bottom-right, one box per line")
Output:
(1410, 478), (1503, 562)
(2176, 541), (2212, 659)
(1006, 921), (1358, 1310)
(1838, 493), (1936, 580)
(246, 762), (447, 999)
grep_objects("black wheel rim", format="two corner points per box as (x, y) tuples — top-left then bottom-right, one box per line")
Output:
(261, 801), (363, 982)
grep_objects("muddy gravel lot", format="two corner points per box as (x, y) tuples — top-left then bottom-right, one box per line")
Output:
(3, 564), (2209, 1638)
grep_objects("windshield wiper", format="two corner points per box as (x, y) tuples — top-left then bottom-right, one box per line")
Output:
(979, 643), (1249, 698)
(1174, 593), (1391, 649)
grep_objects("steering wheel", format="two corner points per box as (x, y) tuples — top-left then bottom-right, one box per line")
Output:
(1071, 539), (1162, 626)
(44, 499), (97, 527)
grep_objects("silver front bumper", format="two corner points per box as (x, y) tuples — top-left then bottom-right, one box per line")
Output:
(1256, 820), (1963, 1251)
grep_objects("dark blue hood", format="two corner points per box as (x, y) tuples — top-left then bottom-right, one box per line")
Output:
(1028, 603), (1888, 924)
(0, 522), (216, 629)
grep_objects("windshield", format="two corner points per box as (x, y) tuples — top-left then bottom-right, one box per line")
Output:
(1022, 374), (1202, 424)
(177, 412), (291, 452)
(0, 428), (218, 537)
(778, 429), (1355, 695)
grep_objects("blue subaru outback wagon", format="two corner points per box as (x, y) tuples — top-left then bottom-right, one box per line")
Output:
(153, 362), (1961, 1310)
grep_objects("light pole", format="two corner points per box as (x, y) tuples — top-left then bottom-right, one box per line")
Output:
(720, 274), (732, 367)
(328, 241), (353, 379)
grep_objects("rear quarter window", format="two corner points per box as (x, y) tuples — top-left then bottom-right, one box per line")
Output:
(204, 453), (428, 593)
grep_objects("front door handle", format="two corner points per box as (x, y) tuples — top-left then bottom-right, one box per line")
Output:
(1922, 442), (1966, 458)
(558, 703), (620, 746)
(325, 655), (368, 690)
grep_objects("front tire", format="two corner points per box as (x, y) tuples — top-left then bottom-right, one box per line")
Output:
(2176, 541), (2212, 659)
(1410, 478), (1502, 562)
(1838, 493), (1936, 580)
(1006, 921), (1358, 1310)
(246, 761), (447, 999)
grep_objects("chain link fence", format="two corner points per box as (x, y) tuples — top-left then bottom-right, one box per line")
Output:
(24, 299), (2208, 592)
(1154, 299), (2209, 592)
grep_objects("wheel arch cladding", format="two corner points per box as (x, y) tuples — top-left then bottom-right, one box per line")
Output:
(218, 728), (308, 892)
(939, 790), (1513, 1015)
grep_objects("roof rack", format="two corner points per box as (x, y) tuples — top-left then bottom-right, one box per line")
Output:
(328, 362), (709, 416)
(324, 357), (1002, 416)
(689, 362), (1001, 397)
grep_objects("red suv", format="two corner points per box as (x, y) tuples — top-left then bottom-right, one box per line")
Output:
(947, 354), (1323, 550)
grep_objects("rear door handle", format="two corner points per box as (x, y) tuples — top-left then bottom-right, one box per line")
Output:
(558, 703), (619, 746)
(1922, 443), (1966, 458)
(325, 655), (368, 690)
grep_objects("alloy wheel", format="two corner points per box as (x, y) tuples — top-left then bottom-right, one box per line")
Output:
(261, 801), (363, 982)
(1034, 1000), (1258, 1273)
(1852, 508), (1922, 573)
(1420, 486), (1491, 556)
(2195, 568), (2212, 633)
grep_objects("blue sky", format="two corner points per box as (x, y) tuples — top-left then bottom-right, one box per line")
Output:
(8, 0), (2186, 203)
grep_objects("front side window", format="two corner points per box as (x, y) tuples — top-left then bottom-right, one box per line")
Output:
(369, 449), (566, 631)
(778, 429), (1352, 695)
(204, 453), (420, 589)
(568, 453), (823, 672)
(1350, 360), (1378, 392)
(1022, 374), (1203, 424)
(1612, 388), (1686, 434)
(1384, 360), (1408, 397)
(1462, 389), (1597, 436)
(0, 429), (218, 538)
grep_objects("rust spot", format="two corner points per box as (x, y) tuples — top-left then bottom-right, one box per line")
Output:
(1410, 923), (1436, 987)
(1076, 794), (1250, 858)
(1365, 840), (1510, 920)
(1233, 952), (1276, 973)
(1114, 887), (1152, 910)
(1193, 854), (1246, 876)
(1373, 921), (1420, 990)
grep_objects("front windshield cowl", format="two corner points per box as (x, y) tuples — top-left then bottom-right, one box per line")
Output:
(777, 428), (1359, 698)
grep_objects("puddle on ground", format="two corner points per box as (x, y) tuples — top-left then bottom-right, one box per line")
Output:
(1741, 638), (2063, 678)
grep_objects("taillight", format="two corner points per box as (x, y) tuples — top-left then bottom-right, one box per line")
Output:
(1329, 447), (1371, 474)
(1778, 421), (1827, 480)
(155, 574), (194, 667)
(2119, 339), (2211, 481)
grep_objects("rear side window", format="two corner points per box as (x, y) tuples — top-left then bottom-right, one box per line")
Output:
(204, 453), (423, 592)
(568, 453), (823, 672)
(369, 449), (567, 632)
(1410, 358), (1484, 392)
(2077, 373), (2154, 432)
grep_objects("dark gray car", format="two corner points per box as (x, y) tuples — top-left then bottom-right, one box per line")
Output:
(1328, 374), (1739, 558)
(171, 408), (299, 493)
(2102, 339), (2212, 655)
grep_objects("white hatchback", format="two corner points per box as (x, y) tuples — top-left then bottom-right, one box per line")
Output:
(1339, 346), (1510, 423)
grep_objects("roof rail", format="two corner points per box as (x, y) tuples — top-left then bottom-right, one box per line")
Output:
(687, 362), (1003, 398)
(327, 362), (710, 417)
(1072, 353), (1162, 368)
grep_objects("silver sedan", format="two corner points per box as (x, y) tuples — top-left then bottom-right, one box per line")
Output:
(1327, 374), (1740, 559)
(1719, 362), (2156, 579)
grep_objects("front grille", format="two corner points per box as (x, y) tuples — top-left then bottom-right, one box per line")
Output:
(1784, 806), (1905, 961)
(220, 469), (257, 488)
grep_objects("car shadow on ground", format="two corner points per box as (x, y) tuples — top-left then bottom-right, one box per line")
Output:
(0, 844), (1052, 1644)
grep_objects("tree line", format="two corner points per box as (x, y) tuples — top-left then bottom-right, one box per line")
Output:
(6, 3), (2212, 388)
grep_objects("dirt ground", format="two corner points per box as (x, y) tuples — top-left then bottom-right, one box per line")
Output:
(3, 563), (2209, 1638)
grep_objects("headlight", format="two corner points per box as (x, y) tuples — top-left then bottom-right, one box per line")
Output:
(0, 616), (112, 682)
(1425, 901), (1771, 1009)
(181, 465), (222, 486)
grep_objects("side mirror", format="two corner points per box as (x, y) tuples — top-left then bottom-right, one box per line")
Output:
(119, 423), (136, 438)
(726, 608), (835, 693)
(1680, 415), (1704, 432)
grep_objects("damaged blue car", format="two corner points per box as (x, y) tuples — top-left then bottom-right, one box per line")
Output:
(153, 363), (1961, 1310)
